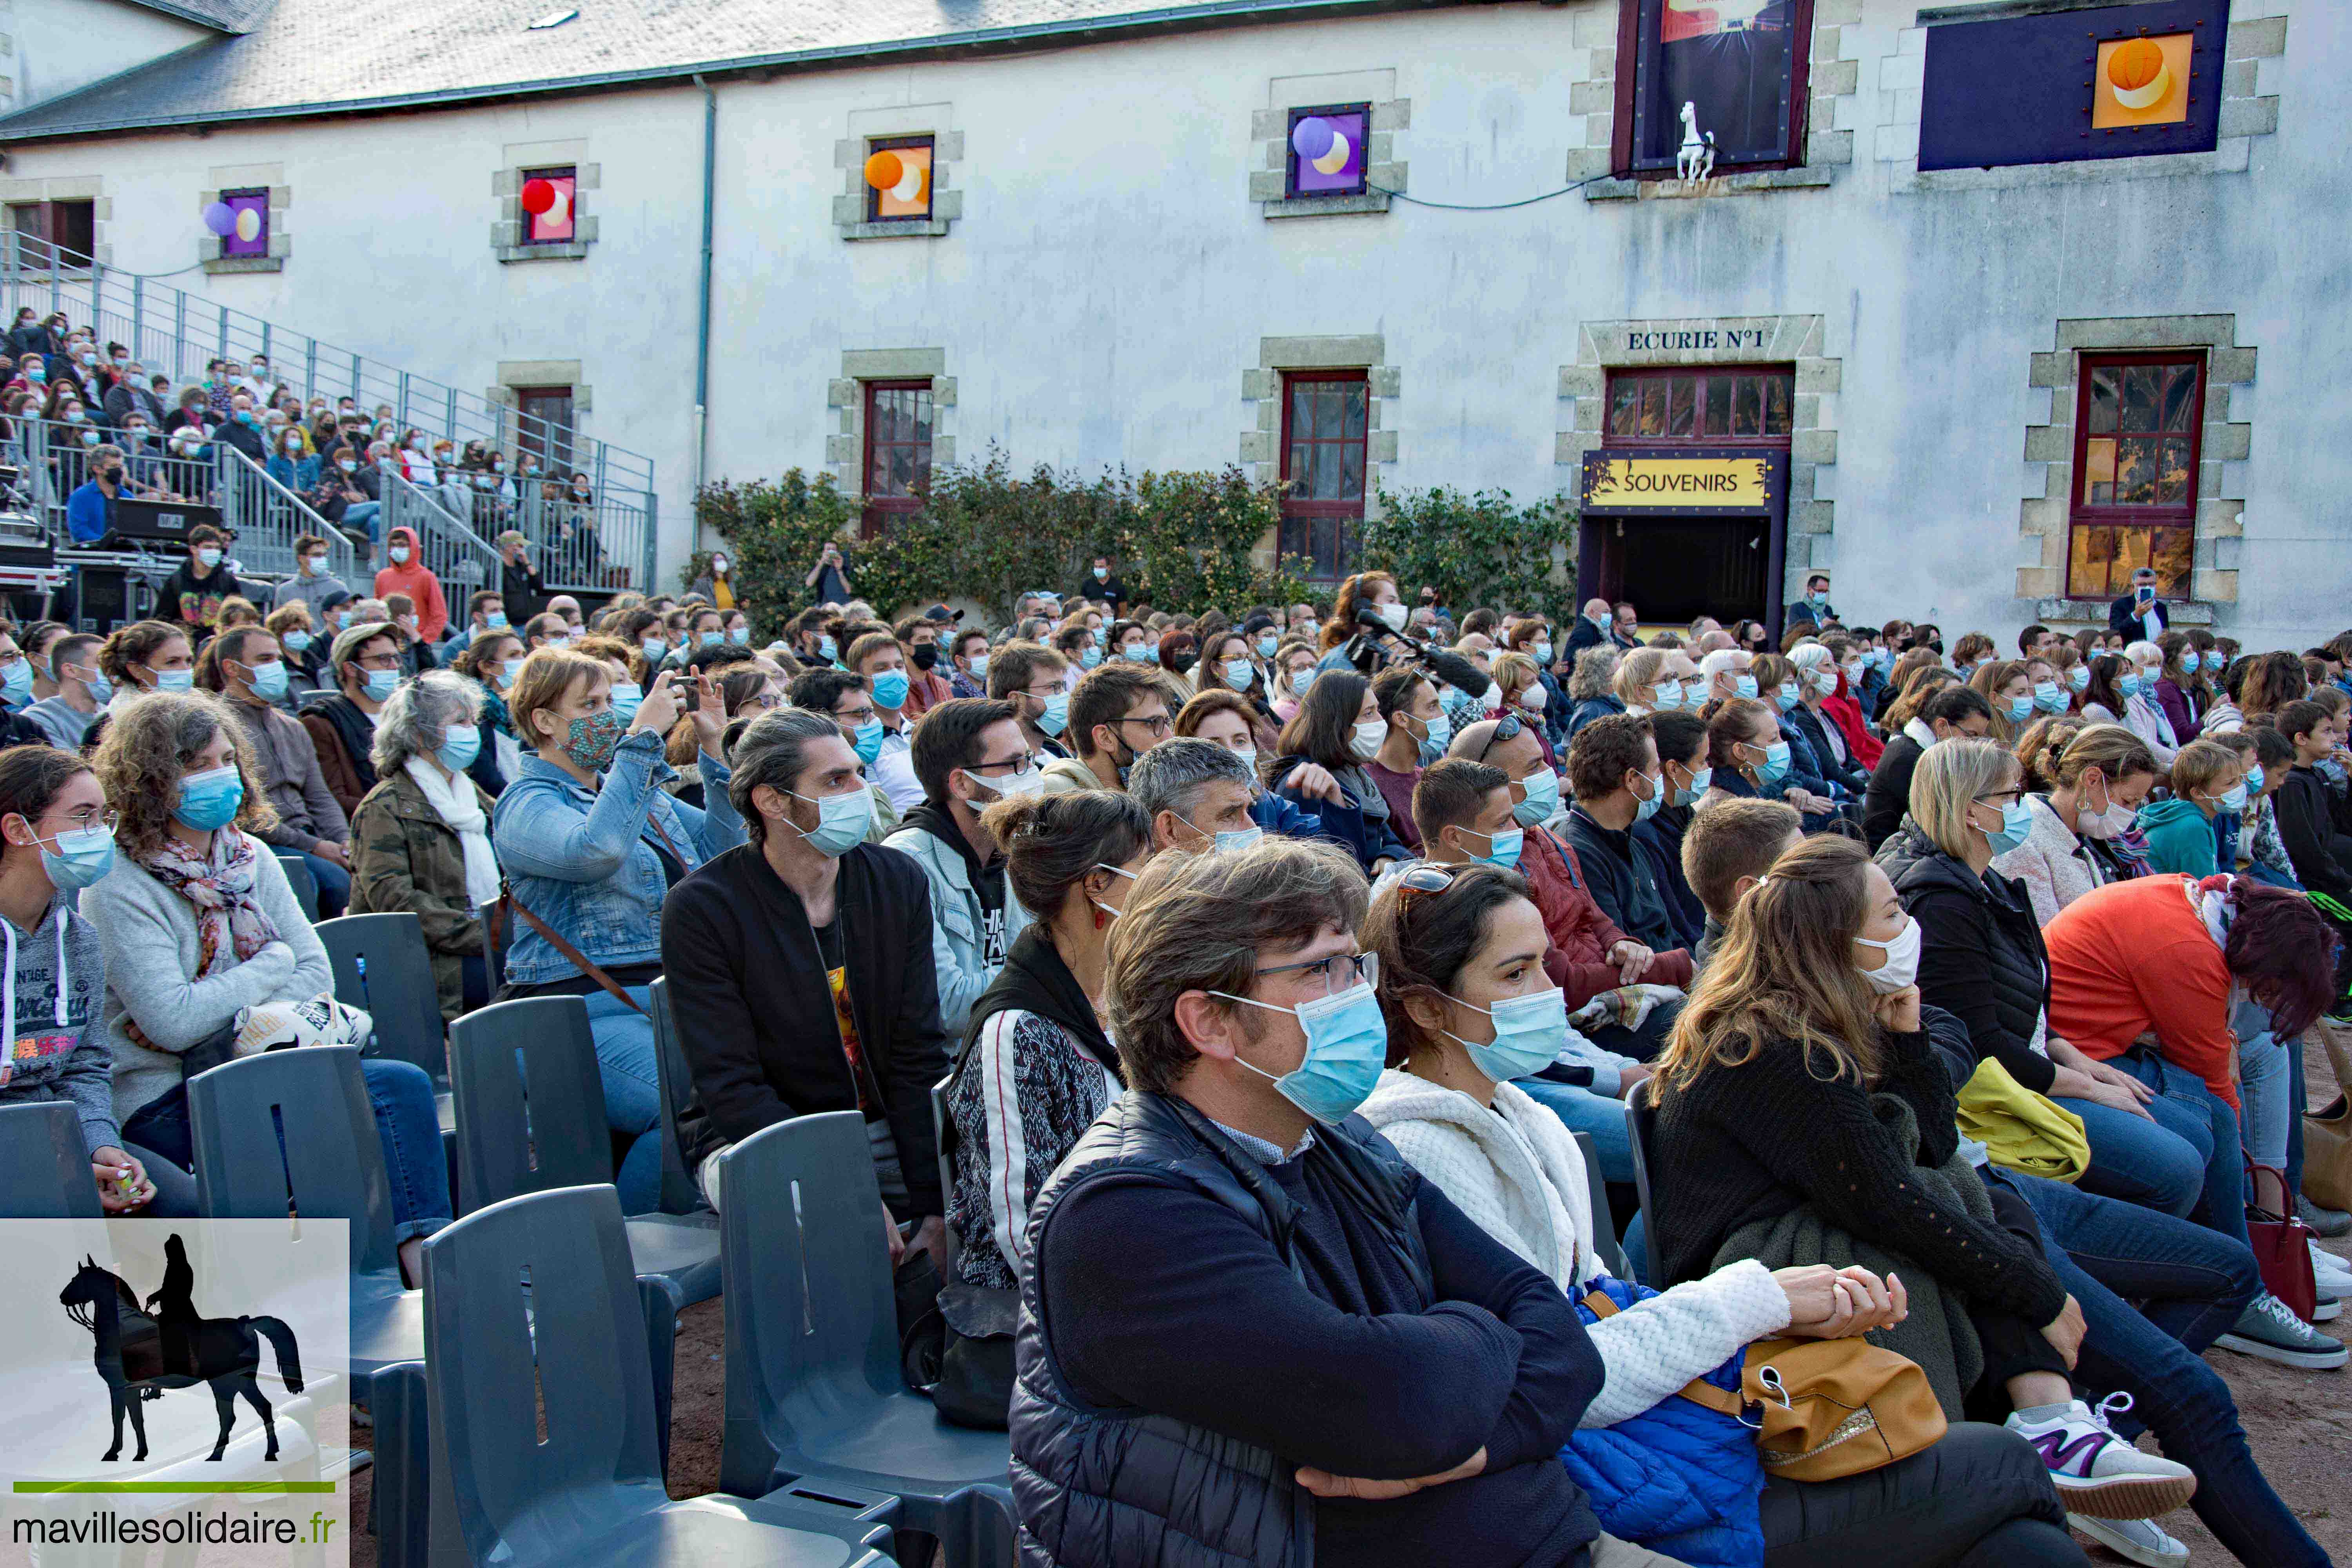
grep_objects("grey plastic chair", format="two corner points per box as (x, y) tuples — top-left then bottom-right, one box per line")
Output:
(929, 1073), (962, 1277)
(315, 913), (449, 1083)
(274, 848), (320, 922)
(448, 997), (721, 1303)
(1570, 1129), (1628, 1280)
(0, 1100), (102, 1219)
(417, 1184), (897, 1568)
(645, 978), (715, 1217)
(1624, 1081), (1664, 1288)
(717, 1112), (1016, 1567)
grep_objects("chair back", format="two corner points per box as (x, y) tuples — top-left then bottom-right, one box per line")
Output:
(273, 849), (320, 921)
(1623, 1079), (1664, 1288)
(716, 1111), (899, 1490)
(446, 996), (612, 1209)
(930, 1073), (961, 1276)
(189, 1045), (400, 1279)
(645, 978), (711, 1215)
(1569, 1129), (1626, 1279)
(421, 1185), (666, 1562)
(0, 1101), (102, 1219)
(315, 913), (448, 1080)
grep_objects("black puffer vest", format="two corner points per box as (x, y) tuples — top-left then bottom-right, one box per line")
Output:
(1008, 1091), (1432, 1568)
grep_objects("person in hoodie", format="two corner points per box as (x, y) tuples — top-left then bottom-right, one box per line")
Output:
(2135, 739), (2243, 880)
(372, 526), (448, 644)
(160, 525), (245, 634)
(0, 745), (165, 1214)
(2270, 700), (2352, 902)
(299, 622), (405, 819)
(880, 698), (1038, 1035)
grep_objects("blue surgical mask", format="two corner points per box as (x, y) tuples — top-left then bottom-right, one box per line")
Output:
(172, 763), (245, 832)
(2216, 780), (2249, 813)
(1122, 645), (1153, 663)
(1080, 646), (1102, 669)
(2180, 651), (2201, 674)
(0, 658), (31, 706)
(852, 717), (885, 765)
(609, 680), (644, 721)
(485, 612), (509, 631)
(79, 670), (113, 704)
(699, 631), (725, 648)
(2069, 665), (2091, 692)
(1222, 658), (1255, 691)
(437, 722), (483, 773)
(1654, 681), (1684, 711)
(242, 660), (289, 699)
(968, 654), (990, 682)
(1463, 824), (1524, 869)
(1291, 669), (1316, 698)
(1631, 770), (1663, 822)
(782, 783), (875, 857)
(1417, 711), (1452, 752)
(1512, 768), (1561, 827)
(2006, 693), (2034, 722)
(154, 669), (195, 694)
(1775, 682), (1801, 713)
(1808, 591), (1829, 607)
(641, 639), (667, 663)
(871, 670), (911, 710)
(2117, 671), (2144, 698)
(1671, 765), (1712, 806)
(363, 668), (401, 702)
(1214, 976), (1389, 1125)
(1978, 798), (2033, 855)
(2033, 681), (2066, 713)
(1733, 673), (1759, 701)
(1036, 693), (1070, 737)
(817, 635), (838, 662)
(1211, 823), (1264, 854)
(282, 631), (313, 653)
(1256, 634), (1279, 658)
(1443, 985), (1568, 1084)
(36, 823), (116, 889)
(1532, 641), (1553, 665)
(1749, 740), (1791, 790)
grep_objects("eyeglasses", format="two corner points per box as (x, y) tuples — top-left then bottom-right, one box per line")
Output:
(1473, 711), (1524, 762)
(1255, 950), (1378, 994)
(42, 805), (119, 833)
(1116, 713), (1174, 739)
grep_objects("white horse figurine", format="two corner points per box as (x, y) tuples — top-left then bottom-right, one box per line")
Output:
(1676, 101), (1717, 181)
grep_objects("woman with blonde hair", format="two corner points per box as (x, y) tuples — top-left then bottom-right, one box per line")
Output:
(1997, 720), (2158, 924)
(1881, 663), (1956, 731)
(1611, 646), (1678, 716)
(2118, 641), (2181, 766)
(1492, 650), (1559, 767)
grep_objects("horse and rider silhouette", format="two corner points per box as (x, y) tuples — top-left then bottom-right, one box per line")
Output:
(58, 1235), (305, 1464)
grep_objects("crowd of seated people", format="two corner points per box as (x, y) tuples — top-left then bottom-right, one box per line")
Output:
(0, 546), (2347, 1567)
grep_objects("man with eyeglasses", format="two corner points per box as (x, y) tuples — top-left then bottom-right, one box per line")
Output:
(784, 667), (905, 842)
(299, 622), (405, 819)
(846, 629), (924, 814)
(986, 640), (1073, 761)
(1011, 836), (1612, 1567)
(1041, 662), (1173, 795)
(882, 697), (1038, 1033)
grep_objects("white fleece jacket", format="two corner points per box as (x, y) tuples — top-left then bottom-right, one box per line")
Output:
(1360, 1067), (1791, 1429)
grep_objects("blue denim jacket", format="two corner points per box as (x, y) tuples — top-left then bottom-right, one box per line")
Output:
(491, 729), (745, 984)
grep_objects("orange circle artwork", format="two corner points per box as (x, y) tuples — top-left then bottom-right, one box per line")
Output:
(863, 151), (905, 192)
(2107, 37), (2165, 91)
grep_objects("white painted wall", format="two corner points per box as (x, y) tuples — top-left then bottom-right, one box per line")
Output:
(10, 0), (2345, 645)
(11, 0), (210, 111)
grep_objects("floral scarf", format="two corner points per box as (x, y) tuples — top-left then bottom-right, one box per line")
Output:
(139, 827), (279, 979)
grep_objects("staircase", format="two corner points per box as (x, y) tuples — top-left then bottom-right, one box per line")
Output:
(2, 241), (657, 595)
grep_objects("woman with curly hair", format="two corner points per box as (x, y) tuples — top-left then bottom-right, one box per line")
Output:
(81, 690), (452, 1283)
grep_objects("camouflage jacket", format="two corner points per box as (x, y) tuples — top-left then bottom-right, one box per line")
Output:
(347, 768), (495, 1022)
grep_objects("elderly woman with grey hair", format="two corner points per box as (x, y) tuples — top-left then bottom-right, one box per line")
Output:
(347, 669), (501, 1019)
(1562, 644), (1624, 742)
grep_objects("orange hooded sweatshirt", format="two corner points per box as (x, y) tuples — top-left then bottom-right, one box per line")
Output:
(373, 526), (449, 643)
(2044, 874), (2239, 1111)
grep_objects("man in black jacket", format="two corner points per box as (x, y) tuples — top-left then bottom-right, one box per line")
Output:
(1860, 684), (1993, 851)
(1013, 836), (1608, 1568)
(661, 708), (951, 1266)
(1560, 713), (1693, 965)
(497, 531), (547, 622)
(2107, 566), (2170, 642)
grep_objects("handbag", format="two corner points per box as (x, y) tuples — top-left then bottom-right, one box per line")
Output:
(932, 1283), (1019, 1431)
(2302, 1018), (2352, 1213)
(1674, 1329), (1948, 1482)
(2245, 1158), (2320, 1323)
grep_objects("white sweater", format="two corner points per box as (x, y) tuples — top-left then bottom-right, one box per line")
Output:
(1360, 1068), (1790, 1429)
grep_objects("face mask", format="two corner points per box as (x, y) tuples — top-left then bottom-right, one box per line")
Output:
(35, 823), (117, 890)
(73, 668), (113, 704)
(1458, 823), (1524, 869)
(1748, 740), (1791, 790)
(388, 546), (411, 564)
(1036, 693), (1070, 737)
(172, 763), (245, 832)
(352, 666), (399, 703)
(1256, 634), (1279, 659)
(608, 680), (644, 721)
(1376, 602), (1408, 633)
(339, 460), (358, 474)
(1630, 770), (1663, 822)
(2005, 693), (2034, 722)
(1517, 686), (1547, 715)
(1093, 566), (1109, 580)
(1651, 680), (1684, 711)
(1185, 817), (1264, 855)
(1443, 985), (1568, 1083)
(2215, 780), (2249, 813)
(1349, 719), (1387, 761)
(1512, 768), (1561, 826)
(817, 635), (838, 661)
(1214, 975), (1388, 1125)
(1853, 915), (1921, 994)
(965, 765), (1045, 802)
(1079, 647), (1102, 669)
(1532, 641), (1553, 665)
(712, 557), (730, 574)
(1214, 658), (1256, 692)
(484, 612), (509, 631)
(2180, 651), (2201, 674)
(2076, 779), (2134, 841)
(241, 660), (289, 699)
(1671, 764), (1712, 807)
(1976, 797), (2033, 855)
(851, 717), (886, 764)
(906, 644), (939, 673)
(196, 548), (222, 569)
(437, 722), (483, 773)
(1733, 673), (1759, 701)
(1226, 742), (1259, 777)
(1119, 644), (1151, 663)
(2067, 665), (2090, 692)
(154, 668), (195, 694)
(1808, 591), (1829, 607)
(0, 659), (30, 706)
(1775, 682), (1800, 713)
(1813, 671), (1841, 697)
(1413, 711), (1453, 754)
(556, 708), (628, 772)
(2117, 671), (2144, 698)
(782, 784), (875, 857)
(700, 631), (726, 650)
(871, 670), (911, 710)
(640, 638), (667, 664)
(2031, 681), (2066, 713)
(1290, 669), (1315, 697)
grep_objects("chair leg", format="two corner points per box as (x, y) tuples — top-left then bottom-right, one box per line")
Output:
(933, 1483), (1018, 1568)
(366, 1363), (432, 1568)
(637, 1276), (682, 1482)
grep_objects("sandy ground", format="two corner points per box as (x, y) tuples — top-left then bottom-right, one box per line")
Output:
(354, 1045), (2352, 1566)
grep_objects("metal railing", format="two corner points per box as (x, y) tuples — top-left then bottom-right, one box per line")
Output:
(2, 237), (656, 593)
(380, 468), (503, 608)
(1, 413), (365, 585)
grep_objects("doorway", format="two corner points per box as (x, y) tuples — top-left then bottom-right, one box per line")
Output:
(1585, 514), (1770, 628)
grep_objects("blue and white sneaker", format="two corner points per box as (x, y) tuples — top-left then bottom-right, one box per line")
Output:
(2006, 1394), (2197, 1520)
(2215, 1292), (2348, 1368)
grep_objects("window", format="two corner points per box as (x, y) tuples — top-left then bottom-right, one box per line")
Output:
(2067, 352), (2203, 599)
(1613, 0), (1815, 178)
(220, 188), (269, 258)
(1285, 104), (1370, 199)
(513, 385), (576, 475)
(1604, 366), (1794, 444)
(861, 380), (934, 536)
(865, 136), (935, 223)
(521, 166), (577, 245)
(1278, 371), (1368, 583)
(5, 199), (95, 268)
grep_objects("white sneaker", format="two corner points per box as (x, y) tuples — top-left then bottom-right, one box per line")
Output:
(2312, 1287), (2342, 1324)
(2311, 1240), (2352, 1286)
(2214, 1292), (2350, 1368)
(2073, 1514), (2190, 1566)
(2005, 1394), (2198, 1519)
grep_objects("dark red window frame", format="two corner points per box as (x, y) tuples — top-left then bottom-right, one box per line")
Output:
(861, 379), (934, 538)
(1612, 0), (1816, 180)
(522, 165), (578, 246)
(513, 385), (577, 473)
(1602, 363), (1796, 446)
(2066, 350), (2205, 601)
(1278, 370), (1369, 584)
(865, 134), (936, 223)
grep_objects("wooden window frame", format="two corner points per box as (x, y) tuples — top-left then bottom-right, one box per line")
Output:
(1283, 102), (1373, 200)
(864, 134), (937, 224)
(860, 378), (935, 538)
(1612, 0), (1816, 180)
(521, 165), (579, 247)
(512, 384), (577, 473)
(2065, 350), (2206, 601)
(1278, 369), (1370, 584)
(1601, 363), (1797, 446)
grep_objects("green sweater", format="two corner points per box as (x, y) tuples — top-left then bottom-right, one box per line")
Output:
(2135, 797), (2219, 878)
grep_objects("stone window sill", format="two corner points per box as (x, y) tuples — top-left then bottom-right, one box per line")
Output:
(1586, 166), (1835, 201)
(201, 256), (284, 275)
(842, 219), (953, 241)
(1261, 191), (1393, 219)
(2035, 596), (2218, 626)
(496, 242), (592, 263)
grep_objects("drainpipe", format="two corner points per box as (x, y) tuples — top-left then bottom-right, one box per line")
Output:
(690, 74), (719, 532)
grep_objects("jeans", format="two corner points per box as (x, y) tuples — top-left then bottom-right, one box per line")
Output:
(2052, 1092), (2206, 1218)
(1761, 1421), (2080, 1568)
(301, 850), (350, 920)
(2231, 995), (2291, 1169)
(341, 500), (381, 542)
(1512, 1075), (1636, 1182)
(584, 987), (663, 1215)
(2111, 1045), (2252, 1252)
(459, 953), (490, 1014)
(2286, 1033), (2307, 1197)
(2005, 1170), (2325, 1567)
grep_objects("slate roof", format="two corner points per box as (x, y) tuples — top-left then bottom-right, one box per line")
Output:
(123, 0), (277, 32)
(1, 0), (1438, 142)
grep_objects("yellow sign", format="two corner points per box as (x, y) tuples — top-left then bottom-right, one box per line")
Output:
(1583, 454), (1773, 510)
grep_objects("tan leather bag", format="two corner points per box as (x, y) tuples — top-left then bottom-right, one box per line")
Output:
(2303, 1018), (2352, 1213)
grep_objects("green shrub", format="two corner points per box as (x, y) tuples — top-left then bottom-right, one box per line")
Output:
(1361, 486), (1579, 620)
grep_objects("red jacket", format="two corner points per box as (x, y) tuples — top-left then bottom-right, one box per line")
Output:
(373, 526), (450, 642)
(1518, 824), (1694, 1007)
(2045, 874), (2238, 1110)
(1823, 673), (1883, 769)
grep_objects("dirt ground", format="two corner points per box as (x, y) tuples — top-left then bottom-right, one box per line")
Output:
(355, 1045), (2352, 1566)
